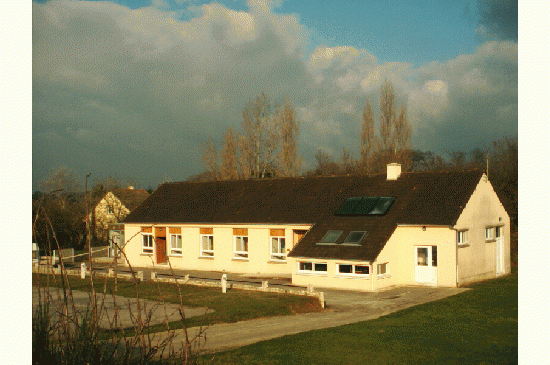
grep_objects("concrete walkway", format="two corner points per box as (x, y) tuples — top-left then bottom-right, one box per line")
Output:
(51, 263), (470, 353)
(32, 286), (211, 329)
(157, 286), (469, 354)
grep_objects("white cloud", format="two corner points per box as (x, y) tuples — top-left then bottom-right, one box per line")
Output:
(408, 80), (449, 120)
(32, 1), (517, 188)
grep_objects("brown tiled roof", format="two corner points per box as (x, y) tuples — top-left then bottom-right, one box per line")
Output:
(123, 169), (484, 261)
(110, 189), (150, 211)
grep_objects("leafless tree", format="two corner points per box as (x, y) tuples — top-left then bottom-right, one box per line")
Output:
(201, 136), (220, 180)
(220, 127), (240, 180)
(360, 99), (377, 174)
(393, 104), (412, 169)
(277, 101), (301, 177)
(373, 80), (412, 172)
(241, 93), (280, 178)
(339, 148), (357, 175)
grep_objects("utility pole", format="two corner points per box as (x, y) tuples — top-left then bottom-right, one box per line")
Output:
(85, 173), (92, 270)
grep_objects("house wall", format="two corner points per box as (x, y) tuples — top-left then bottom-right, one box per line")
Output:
(122, 223), (311, 275)
(290, 258), (374, 291)
(454, 175), (511, 285)
(291, 226), (457, 292)
(389, 226), (457, 288)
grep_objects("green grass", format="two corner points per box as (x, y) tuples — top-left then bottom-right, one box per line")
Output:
(204, 273), (518, 365)
(34, 273), (322, 332)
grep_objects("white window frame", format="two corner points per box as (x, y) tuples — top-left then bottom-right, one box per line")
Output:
(297, 261), (328, 275)
(170, 234), (182, 256)
(377, 262), (390, 279)
(200, 234), (214, 257)
(336, 263), (370, 278)
(457, 230), (468, 246)
(142, 232), (153, 254)
(270, 236), (286, 261)
(485, 227), (494, 241)
(234, 235), (249, 259)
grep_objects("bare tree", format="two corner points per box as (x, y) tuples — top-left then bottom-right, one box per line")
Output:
(393, 104), (412, 169)
(360, 99), (377, 173)
(201, 136), (220, 180)
(241, 93), (280, 178)
(374, 80), (412, 171)
(220, 127), (239, 180)
(339, 148), (357, 175)
(277, 101), (301, 177)
(312, 150), (340, 176)
(379, 79), (396, 162)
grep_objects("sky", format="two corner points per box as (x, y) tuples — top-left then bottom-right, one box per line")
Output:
(31, 0), (518, 190)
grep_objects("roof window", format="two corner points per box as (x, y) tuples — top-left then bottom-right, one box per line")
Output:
(336, 197), (395, 216)
(319, 230), (343, 244)
(343, 231), (367, 244)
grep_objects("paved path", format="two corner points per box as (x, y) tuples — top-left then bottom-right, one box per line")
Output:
(32, 287), (210, 329)
(156, 286), (470, 354)
(50, 263), (470, 354)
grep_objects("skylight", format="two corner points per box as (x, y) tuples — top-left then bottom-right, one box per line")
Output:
(343, 231), (367, 244)
(335, 197), (395, 216)
(319, 230), (343, 243)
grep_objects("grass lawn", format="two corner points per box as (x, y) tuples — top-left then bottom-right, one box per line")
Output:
(34, 273), (322, 332)
(204, 272), (518, 365)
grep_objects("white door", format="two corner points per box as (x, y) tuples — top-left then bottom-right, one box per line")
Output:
(415, 246), (438, 285)
(495, 227), (505, 275)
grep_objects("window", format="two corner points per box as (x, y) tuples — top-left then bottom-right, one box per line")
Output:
(377, 263), (388, 277)
(336, 197), (395, 216)
(337, 264), (370, 277)
(170, 234), (182, 256)
(432, 246), (437, 267)
(234, 236), (249, 259)
(319, 230), (343, 244)
(107, 206), (114, 215)
(343, 231), (367, 245)
(200, 235), (214, 257)
(495, 226), (502, 238)
(298, 261), (328, 274)
(457, 230), (468, 245)
(142, 233), (153, 254)
(485, 227), (494, 241)
(271, 236), (286, 261)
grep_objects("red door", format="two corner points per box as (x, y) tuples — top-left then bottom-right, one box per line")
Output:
(155, 238), (166, 264)
(155, 227), (167, 264)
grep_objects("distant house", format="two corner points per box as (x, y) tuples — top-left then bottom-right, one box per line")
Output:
(93, 187), (149, 254)
(120, 164), (511, 291)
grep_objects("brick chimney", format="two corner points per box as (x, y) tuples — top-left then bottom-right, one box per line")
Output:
(387, 163), (401, 180)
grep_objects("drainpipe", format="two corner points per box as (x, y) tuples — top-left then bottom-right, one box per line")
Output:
(371, 262), (375, 291)
(454, 228), (459, 288)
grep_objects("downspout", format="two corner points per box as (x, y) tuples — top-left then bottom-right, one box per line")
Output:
(454, 228), (459, 288)
(370, 261), (374, 291)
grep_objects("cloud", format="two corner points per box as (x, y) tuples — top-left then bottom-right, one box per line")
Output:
(477, 0), (518, 41)
(32, 0), (517, 190)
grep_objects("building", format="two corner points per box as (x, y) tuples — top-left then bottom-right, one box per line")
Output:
(120, 165), (511, 291)
(93, 187), (149, 255)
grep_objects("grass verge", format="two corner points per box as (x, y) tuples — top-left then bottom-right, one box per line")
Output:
(204, 273), (518, 365)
